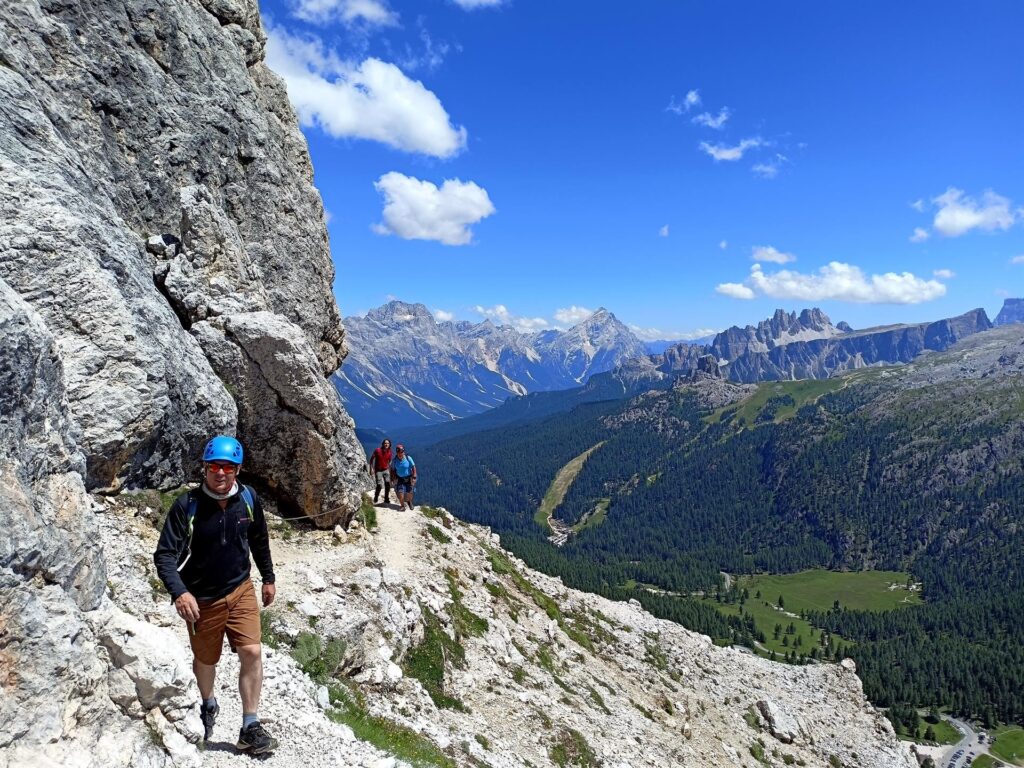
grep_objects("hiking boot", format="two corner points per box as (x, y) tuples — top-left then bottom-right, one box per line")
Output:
(199, 701), (219, 741)
(236, 721), (278, 755)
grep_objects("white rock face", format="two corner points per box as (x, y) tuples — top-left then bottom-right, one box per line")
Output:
(0, 0), (368, 521)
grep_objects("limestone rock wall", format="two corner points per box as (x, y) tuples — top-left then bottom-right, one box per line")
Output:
(0, 0), (367, 522)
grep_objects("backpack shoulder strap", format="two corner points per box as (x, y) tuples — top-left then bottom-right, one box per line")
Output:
(239, 485), (255, 521)
(186, 490), (199, 535)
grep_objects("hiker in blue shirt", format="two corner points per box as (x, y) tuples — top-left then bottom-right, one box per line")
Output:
(389, 444), (417, 510)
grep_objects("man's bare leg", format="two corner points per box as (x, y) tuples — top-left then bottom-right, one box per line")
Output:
(194, 658), (217, 700)
(237, 644), (263, 715)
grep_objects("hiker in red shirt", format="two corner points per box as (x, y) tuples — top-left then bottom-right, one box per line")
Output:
(368, 438), (393, 505)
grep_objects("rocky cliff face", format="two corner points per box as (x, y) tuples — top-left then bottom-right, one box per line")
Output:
(335, 302), (647, 429)
(1, 0), (368, 763)
(0, 0), (366, 521)
(995, 298), (1024, 325)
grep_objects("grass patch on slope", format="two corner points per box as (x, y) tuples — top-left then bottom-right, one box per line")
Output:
(534, 441), (606, 532)
(328, 682), (456, 768)
(402, 606), (468, 711)
(707, 378), (846, 428)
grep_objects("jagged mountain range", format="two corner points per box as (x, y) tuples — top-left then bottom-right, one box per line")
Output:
(332, 301), (647, 429)
(341, 301), (998, 434)
(391, 305), (998, 448)
(612, 306), (994, 389)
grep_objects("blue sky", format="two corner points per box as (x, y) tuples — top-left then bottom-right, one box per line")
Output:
(259, 0), (1024, 339)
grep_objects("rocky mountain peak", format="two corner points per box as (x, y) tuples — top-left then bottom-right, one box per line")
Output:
(995, 298), (1024, 325)
(366, 300), (436, 325)
(336, 302), (647, 428)
(757, 307), (834, 342)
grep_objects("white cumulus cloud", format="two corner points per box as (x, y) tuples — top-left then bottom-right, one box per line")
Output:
(717, 262), (946, 304)
(554, 306), (595, 325)
(266, 27), (467, 158)
(473, 305), (551, 332)
(909, 227), (930, 243)
(289, 0), (398, 25)
(932, 187), (1017, 237)
(933, 269), (955, 279)
(659, 225), (669, 237)
(699, 137), (763, 162)
(433, 309), (456, 322)
(716, 282), (756, 300)
(751, 245), (796, 264)
(373, 172), (496, 245)
(692, 107), (731, 129)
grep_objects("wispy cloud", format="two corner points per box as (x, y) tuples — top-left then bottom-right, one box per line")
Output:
(692, 107), (731, 130)
(933, 269), (955, 279)
(473, 305), (551, 332)
(932, 187), (1017, 237)
(719, 240), (728, 250)
(628, 324), (716, 342)
(717, 262), (946, 304)
(910, 199), (926, 213)
(1010, 255), (1024, 265)
(699, 137), (763, 162)
(667, 90), (701, 115)
(909, 227), (930, 243)
(433, 309), (456, 322)
(752, 153), (787, 179)
(266, 26), (466, 158)
(659, 224), (669, 237)
(751, 245), (796, 264)
(394, 26), (451, 73)
(450, 0), (504, 8)
(288, 0), (398, 26)
(554, 306), (595, 325)
(373, 172), (496, 245)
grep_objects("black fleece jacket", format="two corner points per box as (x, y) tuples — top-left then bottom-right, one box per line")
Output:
(153, 486), (275, 601)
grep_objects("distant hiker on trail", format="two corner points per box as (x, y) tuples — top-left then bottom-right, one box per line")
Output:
(153, 435), (279, 756)
(390, 444), (417, 511)
(368, 438), (393, 505)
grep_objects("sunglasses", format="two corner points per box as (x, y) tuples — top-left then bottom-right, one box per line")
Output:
(206, 463), (238, 474)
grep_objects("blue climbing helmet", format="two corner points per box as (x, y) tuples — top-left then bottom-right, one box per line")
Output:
(202, 435), (244, 464)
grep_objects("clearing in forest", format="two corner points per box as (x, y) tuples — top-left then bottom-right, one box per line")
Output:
(534, 441), (606, 533)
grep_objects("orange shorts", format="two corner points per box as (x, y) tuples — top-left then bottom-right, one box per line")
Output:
(189, 580), (261, 665)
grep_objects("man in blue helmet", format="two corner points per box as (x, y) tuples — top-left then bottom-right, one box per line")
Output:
(153, 435), (279, 755)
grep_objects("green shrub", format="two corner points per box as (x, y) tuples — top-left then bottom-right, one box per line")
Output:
(427, 524), (451, 544)
(291, 631), (345, 684)
(549, 728), (601, 767)
(359, 495), (377, 530)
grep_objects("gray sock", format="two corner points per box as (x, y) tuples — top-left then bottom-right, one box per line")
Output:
(203, 697), (217, 710)
(242, 713), (259, 729)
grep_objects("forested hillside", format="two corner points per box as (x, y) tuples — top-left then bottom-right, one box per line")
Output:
(416, 326), (1024, 724)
